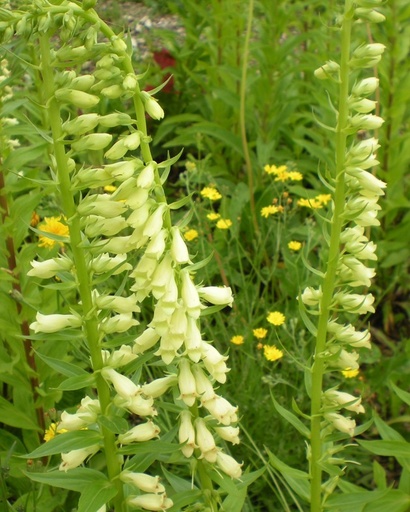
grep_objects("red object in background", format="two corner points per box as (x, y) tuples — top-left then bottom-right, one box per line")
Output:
(146, 48), (176, 93)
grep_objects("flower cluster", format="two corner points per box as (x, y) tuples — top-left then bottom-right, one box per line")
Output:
(17, 6), (243, 509)
(264, 164), (303, 182)
(305, 1), (386, 437)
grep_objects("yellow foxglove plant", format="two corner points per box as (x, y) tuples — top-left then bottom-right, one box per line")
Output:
(0, 2), (245, 511)
(271, 1), (386, 510)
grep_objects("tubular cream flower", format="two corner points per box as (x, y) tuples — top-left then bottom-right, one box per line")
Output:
(141, 91), (165, 120)
(101, 368), (140, 398)
(201, 342), (229, 383)
(216, 451), (243, 479)
(127, 493), (173, 511)
(324, 389), (365, 414)
(59, 444), (100, 472)
(324, 412), (356, 436)
(267, 311), (285, 326)
(177, 359), (198, 407)
(202, 395), (238, 425)
(198, 286), (233, 307)
(37, 216), (69, 248)
(263, 345), (284, 362)
(141, 375), (177, 398)
(333, 292), (375, 314)
(120, 471), (165, 494)
(28, 256), (73, 279)
(100, 313), (139, 334)
(30, 313), (81, 333)
(195, 418), (218, 463)
(214, 425), (240, 445)
(170, 227), (190, 264)
(118, 421), (160, 444)
(179, 410), (196, 457)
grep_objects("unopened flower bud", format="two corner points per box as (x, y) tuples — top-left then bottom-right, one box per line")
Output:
(95, 293), (140, 314)
(141, 374), (177, 398)
(71, 74), (95, 91)
(351, 77), (379, 97)
(104, 138), (128, 160)
(195, 418), (218, 462)
(333, 291), (375, 314)
(63, 113), (100, 135)
(100, 313), (139, 334)
(118, 420), (160, 444)
(170, 227), (190, 264)
(348, 97), (377, 114)
(214, 426), (240, 445)
(314, 60), (340, 80)
(137, 162), (156, 189)
(348, 114), (384, 130)
(99, 113), (133, 128)
(127, 494), (173, 511)
(89, 253), (132, 275)
(101, 84), (124, 99)
(141, 91), (165, 120)
(55, 88), (100, 108)
(123, 73), (138, 91)
(355, 7), (385, 23)
(178, 359), (198, 406)
(301, 286), (322, 306)
(324, 389), (365, 414)
(101, 367), (140, 398)
(56, 45), (88, 62)
(133, 327), (161, 354)
(71, 133), (112, 152)
(111, 36), (127, 53)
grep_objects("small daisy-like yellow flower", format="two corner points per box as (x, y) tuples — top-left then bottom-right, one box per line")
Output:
(253, 328), (268, 339)
(104, 185), (117, 193)
(38, 216), (69, 248)
(287, 171), (303, 181)
(274, 170), (290, 182)
(216, 218), (232, 230)
(316, 194), (332, 205)
(297, 198), (323, 209)
(288, 241), (302, 251)
(264, 164), (287, 175)
(43, 422), (67, 442)
(341, 368), (360, 379)
(263, 345), (284, 362)
(200, 186), (222, 201)
(184, 229), (199, 241)
(230, 335), (244, 345)
(267, 311), (286, 326)
(207, 212), (221, 221)
(261, 205), (279, 218)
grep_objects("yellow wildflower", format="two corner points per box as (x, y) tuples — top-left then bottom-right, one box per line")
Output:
(342, 368), (360, 379)
(200, 186), (222, 201)
(216, 218), (232, 230)
(287, 171), (303, 181)
(253, 328), (268, 339)
(263, 345), (284, 362)
(261, 205), (279, 218)
(316, 194), (332, 205)
(184, 229), (199, 241)
(288, 241), (302, 251)
(207, 212), (221, 221)
(230, 335), (244, 345)
(274, 170), (290, 182)
(38, 216), (69, 248)
(43, 422), (67, 442)
(297, 198), (322, 209)
(267, 311), (286, 326)
(104, 185), (117, 193)
(264, 164), (287, 175)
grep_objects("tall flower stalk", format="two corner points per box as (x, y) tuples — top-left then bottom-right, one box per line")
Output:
(1, 2), (242, 511)
(301, 0), (386, 509)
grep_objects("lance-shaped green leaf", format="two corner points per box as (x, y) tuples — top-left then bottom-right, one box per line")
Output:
(56, 373), (96, 391)
(24, 467), (108, 492)
(23, 430), (102, 459)
(271, 394), (310, 439)
(77, 480), (118, 512)
(267, 449), (310, 503)
(35, 350), (88, 377)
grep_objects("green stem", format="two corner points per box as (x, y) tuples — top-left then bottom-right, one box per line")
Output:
(239, 0), (259, 237)
(38, 33), (124, 512)
(309, 4), (352, 511)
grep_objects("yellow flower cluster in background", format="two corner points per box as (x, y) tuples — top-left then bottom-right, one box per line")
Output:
(253, 328), (268, 339)
(264, 164), (303, 182)
(38, 216), (69, 248)
(200, 186), (222, 201)
(216, 218), (232, 230)
(297, 194), (332, 209)
(207, 212), (221, 221)
(288, 241), (302, 251)
(261, 205), (280, 218)
(230, 335), (244, 345)
(263, 345), (284, 362)
(184, 229), (199, 241)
